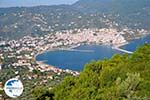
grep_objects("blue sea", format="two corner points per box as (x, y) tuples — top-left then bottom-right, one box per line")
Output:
(120, 35), (150, 51)
(36, 34), (150, 71)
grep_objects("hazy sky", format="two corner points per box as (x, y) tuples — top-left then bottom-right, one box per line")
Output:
(0, 0), (78, 7)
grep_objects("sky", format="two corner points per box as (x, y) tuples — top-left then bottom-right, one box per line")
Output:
(0, 0), (78, 7)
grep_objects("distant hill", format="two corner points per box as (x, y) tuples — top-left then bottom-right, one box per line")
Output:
(73, 0), (150, 13)
(0, 0), (150, 40)
(73, 0), (150, 29)
(72, 0), (112, 13)
(0, 5), (108, 40)
(111, 0), (150, 29)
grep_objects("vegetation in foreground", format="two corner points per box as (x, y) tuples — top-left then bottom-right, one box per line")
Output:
(0, 66), (71, 100)
(33, 44), (150, 100)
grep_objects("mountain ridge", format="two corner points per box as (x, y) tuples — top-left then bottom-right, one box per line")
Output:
(0, 0), (150, 40)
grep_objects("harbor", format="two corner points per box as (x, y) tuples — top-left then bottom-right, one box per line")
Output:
(112, 46), (133, 54)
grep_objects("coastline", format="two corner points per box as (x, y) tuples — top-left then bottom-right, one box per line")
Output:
(34, 33), (150, 73)
(34, 45), (81, 76)
(113, 42), (129, 48)
(113, 33), (150, 49)
(34, 42), (129, 73)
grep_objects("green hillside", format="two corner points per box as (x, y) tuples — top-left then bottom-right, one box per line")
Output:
(0, 0), (150, 40)
(111, 0), (150, 29)
(72, 0), (112, 13)
(32, 44), (150, 100)
(73, 0), (150, 29)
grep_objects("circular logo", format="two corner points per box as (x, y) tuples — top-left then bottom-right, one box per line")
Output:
(4, 78), (24, 98)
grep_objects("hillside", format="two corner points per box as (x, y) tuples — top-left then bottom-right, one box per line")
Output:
(72, 0), (112, 13)
(111, 0), (150, 29)
(0, 5), (108, 40)
(0, 0), (150, 40)
(33, 44), (150, 100)
(73, 0), (150, 29)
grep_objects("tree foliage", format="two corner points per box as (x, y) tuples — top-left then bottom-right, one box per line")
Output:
(33, 44), (150, 100)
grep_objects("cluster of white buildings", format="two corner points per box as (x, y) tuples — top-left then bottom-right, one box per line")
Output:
(1, 28), (149, 75)
(55, 28), (127, 46)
